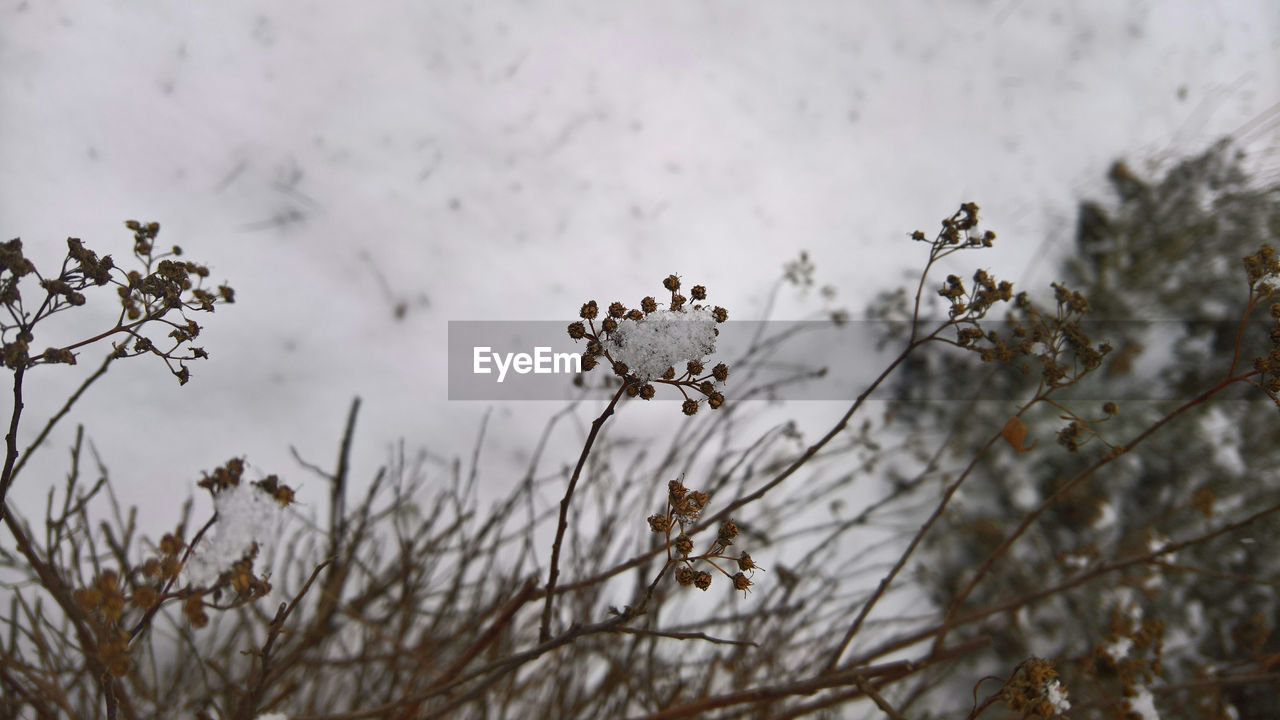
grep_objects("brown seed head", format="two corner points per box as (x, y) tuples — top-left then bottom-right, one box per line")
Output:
(674, 533), (694, 556)
(718, 519), (739, 546)
(668, 479), (688, 502)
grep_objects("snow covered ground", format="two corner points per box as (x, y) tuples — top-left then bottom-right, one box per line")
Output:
(2, 1), (1277, 538)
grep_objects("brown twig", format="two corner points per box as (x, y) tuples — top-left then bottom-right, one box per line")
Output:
(539, 380), (630, 641)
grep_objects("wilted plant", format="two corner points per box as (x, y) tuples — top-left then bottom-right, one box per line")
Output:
(2, 163), (1278, 719)
(541, 276), (732, 641)
(0, 224), (297, 718)
(647, 476), (759, 595)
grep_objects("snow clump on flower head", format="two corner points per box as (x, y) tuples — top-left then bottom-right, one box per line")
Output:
(185, 459), (293, 589)
(606, 307), (717, 382)
(567, 274), (729, 415)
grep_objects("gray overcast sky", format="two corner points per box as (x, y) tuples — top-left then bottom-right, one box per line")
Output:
(1, 1), (1277, 534)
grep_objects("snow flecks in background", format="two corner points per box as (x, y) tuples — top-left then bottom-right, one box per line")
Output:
(1102, 635), (1134, 661)
(1199, 406), (1246, 476)
(1090, 500), (1117, 530)
(0, 0), (1276, 545)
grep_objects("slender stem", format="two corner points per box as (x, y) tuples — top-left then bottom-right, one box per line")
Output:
(823, 400), (1018, 672)
(57, 308), (163, 355)
(1226, 288), (1261, 377)
(12, 352), (115, 480)
(854, 675), (909, 720)
(127, 513), (218, 642)
(331, 397), (361, 553)
(539, 381), (630, 641)
(0, 363), (27, 514)
(630, 637), (989, 720)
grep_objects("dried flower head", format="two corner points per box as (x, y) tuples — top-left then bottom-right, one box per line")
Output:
(649, 477), (759, 597)
(668, 479), (688, 502)
(567, 276), (730, 414)
(673, 533), (694, 556)
(2, 226), (230, 384)
(717, 519), (739, 547)
(1003, 658), (1071, 718)
(648, 514), (672, 533)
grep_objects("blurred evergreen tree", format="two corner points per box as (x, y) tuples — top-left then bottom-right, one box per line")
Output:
(890, 140), (1280, 718)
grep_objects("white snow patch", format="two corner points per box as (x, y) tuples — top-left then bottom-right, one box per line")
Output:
(1044, 679), (1071, 713)
(184, 482), (287, 587)
(1146, 530), (1175, 561)
(1011, 480), (1039, 510)
(1102, 636), (1133, 661)
(1200, 407), (1245, 476)
(1062, 553), (1091, 572)
(1091, 501), (1117, 530)
(1126, 686), (1160, 720)
(605, 308), (718, 381)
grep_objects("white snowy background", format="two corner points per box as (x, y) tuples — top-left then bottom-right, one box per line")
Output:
(2, 1), (1278, 544)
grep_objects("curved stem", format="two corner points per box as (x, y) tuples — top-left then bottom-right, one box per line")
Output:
(823, 397), (1020, 672)
(11, 352), (115, 481)
(0, 362), (27, 513)
(1226, 287), (1262, 378)
(538, 380), (630, 641)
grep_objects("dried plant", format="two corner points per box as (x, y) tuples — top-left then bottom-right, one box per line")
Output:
(1, 149), (1277, 720)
